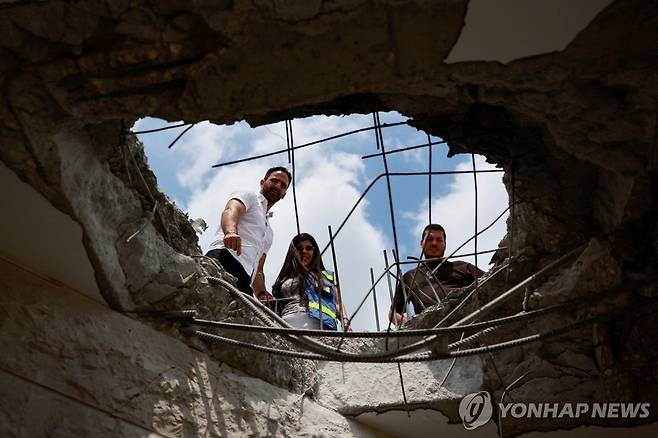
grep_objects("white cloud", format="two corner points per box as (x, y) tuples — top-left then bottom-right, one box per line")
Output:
(173, 121), (248, 189)
(408, 155), (509, 270)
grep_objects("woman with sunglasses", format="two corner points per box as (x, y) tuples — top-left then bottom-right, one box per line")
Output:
(272, 233), (350, 331)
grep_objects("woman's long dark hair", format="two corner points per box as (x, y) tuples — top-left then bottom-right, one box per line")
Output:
(273, 233), (326, 297)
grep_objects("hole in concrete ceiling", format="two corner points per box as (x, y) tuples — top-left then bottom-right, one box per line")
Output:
(133, 112), (509, 330)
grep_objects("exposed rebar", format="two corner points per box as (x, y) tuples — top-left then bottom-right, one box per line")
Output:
(212, 121), (408, 168)
(286, 120), (301, 235)
(132, 122), (190, 135)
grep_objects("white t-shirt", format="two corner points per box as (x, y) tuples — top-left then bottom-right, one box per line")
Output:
(208, 190), (273, 280)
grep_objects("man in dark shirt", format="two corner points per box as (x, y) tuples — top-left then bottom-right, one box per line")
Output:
(389, 224), (484, 325)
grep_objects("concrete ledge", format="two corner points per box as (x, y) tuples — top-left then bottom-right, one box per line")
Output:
(0, 258), (381, 437)
(315, 354), (483, 416)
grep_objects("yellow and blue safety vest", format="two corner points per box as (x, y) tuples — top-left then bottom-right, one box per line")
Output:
(306, 270), (339, 330)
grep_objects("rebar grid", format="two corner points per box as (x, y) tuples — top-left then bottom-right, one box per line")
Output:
(162, 272), (657, 363)
(133, 115), (508, 332)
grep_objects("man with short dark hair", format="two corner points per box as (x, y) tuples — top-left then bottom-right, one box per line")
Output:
(389, 223), (484, 325)
(206, 167), (291, 299)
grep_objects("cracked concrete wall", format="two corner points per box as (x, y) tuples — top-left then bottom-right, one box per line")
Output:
(0, 0), (656, 436)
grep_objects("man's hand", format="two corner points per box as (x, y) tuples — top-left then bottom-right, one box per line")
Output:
(342, 317), (352, 332)
(223, 231), (242, 255)
(394, 312), (408, 326)
(388, 305), (408, 326)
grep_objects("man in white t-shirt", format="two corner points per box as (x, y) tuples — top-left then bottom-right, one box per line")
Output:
(206, 167), (291, 299)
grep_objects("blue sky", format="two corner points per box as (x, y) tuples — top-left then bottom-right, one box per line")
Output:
(134, 112), (508, 330)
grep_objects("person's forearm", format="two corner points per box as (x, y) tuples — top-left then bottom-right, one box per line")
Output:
(252, 271), (266, 295)
(221, 199), (246, 254)
(252, 254), (268, 298)
(339, 304), (352, 331)
(220, 209), (239, 234)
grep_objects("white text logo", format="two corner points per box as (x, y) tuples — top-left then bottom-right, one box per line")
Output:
(459, 392), (650, 429)
(459, 391), (493, 430)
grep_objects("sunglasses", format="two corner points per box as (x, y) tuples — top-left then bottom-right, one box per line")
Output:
(296, 245), (315, 252)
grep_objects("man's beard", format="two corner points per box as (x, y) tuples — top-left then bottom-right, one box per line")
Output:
(262, 187), (282, 204)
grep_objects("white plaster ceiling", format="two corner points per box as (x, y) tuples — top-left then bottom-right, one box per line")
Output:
(445, 0), (614, 64)
(0, 161), (103, 304)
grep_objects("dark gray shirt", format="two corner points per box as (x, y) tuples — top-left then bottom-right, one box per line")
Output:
(393, 260), (484, 315)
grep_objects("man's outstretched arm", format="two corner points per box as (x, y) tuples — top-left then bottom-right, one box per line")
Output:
(221, 198), (246, 255)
